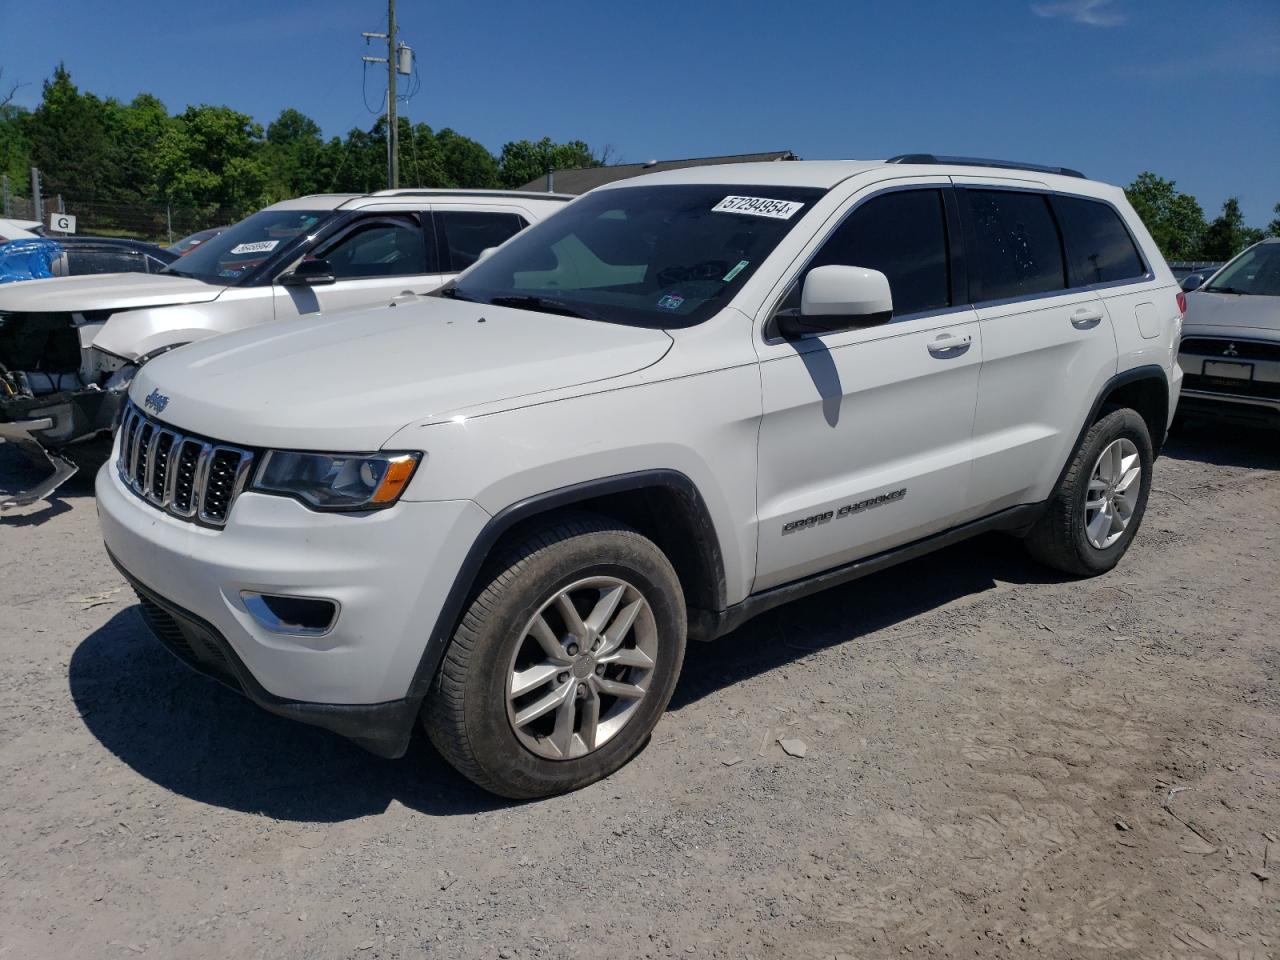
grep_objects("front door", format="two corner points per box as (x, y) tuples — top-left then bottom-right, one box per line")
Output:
(753, 184), (982, 592)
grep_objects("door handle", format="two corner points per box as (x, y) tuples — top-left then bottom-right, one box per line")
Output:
(927, 333), (972, 357)
(1070, 307), (1104, 329)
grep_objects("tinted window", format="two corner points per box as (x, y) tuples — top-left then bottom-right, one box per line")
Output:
(438, 211), (527, 272)
(785, 189), (951, 317)
(965, 190), (1066, 300)
(66, 249), (146, 276)
(316, 218), (427, 280)
(1051, 195), (1145, 285)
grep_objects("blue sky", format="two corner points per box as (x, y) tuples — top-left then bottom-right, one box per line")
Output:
(5, 0), (1278, 223)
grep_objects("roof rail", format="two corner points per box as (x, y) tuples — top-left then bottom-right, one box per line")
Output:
(367, 188), (573, 201)
(886, 154), (1086, 179)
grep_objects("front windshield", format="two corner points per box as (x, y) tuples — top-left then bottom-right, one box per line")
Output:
(446, 184), (826, 327)
(1204, 243), (1280, 297)
(164, 209), (330, 284)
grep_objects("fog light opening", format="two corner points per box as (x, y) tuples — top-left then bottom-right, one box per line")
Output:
(241, 592), (339, 637)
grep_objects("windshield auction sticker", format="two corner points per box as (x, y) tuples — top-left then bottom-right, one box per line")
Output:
(229, 240), (280, 255)
(712, 196), (803, 220)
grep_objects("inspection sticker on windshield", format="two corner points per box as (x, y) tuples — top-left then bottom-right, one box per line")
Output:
(712, 196), (803, 220)
(229, 240), (279, 255)
(657, 293), (685, 310)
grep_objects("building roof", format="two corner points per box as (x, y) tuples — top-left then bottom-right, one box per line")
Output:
(518, 151), (798, 194)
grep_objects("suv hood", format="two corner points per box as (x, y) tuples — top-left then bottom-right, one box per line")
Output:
(1183, 290), (1280, 333)
(0, 272), (225, 312)
(131, 296), (673, 450)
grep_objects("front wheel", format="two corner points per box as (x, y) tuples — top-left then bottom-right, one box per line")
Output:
(423, 515), (686, 799)
(1024, 408), (1154, 576)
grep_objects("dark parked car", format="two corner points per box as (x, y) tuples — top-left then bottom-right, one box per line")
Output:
(0, 236), (177, 284)
(166, 226), (230, 256)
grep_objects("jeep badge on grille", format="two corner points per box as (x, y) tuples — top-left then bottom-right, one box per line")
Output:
(144, 389), (170, 414)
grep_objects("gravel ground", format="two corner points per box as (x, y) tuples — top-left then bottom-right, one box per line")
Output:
(1, 422), (1277, 960)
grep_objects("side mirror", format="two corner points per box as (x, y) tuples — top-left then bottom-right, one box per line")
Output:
(280, 259), (335, 286)
(1180, 273), (1205, 293)
(777, 265), (893, 338)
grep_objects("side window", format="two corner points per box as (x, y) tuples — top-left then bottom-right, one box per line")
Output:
(316, 217), (427, 280)
(1050, 195), (1145, 285)
(65, 249), (147, 275)
(780, 189), (952, 318)
(964, 190), (1066, 301)
(437, 211), (527, 273)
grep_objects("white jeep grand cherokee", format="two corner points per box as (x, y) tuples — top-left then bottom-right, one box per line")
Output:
(97, 156), (1183, 798)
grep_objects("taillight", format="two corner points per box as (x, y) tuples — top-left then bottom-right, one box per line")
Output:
(1176, 291), (1187, 315)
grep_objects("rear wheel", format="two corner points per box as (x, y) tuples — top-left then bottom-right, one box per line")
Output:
(1024, 408), (1153, 576)
(424, 514), (686, 799)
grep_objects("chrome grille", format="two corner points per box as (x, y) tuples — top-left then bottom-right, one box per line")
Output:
(115, 402), (254, 527)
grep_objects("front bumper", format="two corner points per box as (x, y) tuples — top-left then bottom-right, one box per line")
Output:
(1178, 333), (1280, 430)
(0, 386), (125, 508)
(96, 458), (490, 756)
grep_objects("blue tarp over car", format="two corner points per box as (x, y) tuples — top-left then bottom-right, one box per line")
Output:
(0, 238), (59, 284)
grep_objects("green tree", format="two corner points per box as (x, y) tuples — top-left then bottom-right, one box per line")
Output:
(1124, 172), (1206, 261)
(110, 93), (177, 205)
(264, 107), (326, 199)
(497, 137), (598, 189)
(1200, 197), (1265, 261)
(25, 64), (113, 200)
(435, 128), (499, 189)
(1267, 202), (1280, 238)
(153, 104), (267, 216)
(0, 102), (31, 196)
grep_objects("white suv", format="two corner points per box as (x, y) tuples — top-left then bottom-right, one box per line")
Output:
(0, 189), (567, 507)
(96, 156), (1183, 798)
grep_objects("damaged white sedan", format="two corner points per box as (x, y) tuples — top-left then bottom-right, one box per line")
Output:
(0, 188), (568, 507)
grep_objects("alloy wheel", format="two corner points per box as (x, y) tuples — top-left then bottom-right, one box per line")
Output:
(505, 576), (658, 760)
(1084, 437), (1141, 549)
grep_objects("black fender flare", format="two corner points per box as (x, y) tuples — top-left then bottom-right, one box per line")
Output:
(1052, 364), (1170, 495)
(403, 468), (727, 706)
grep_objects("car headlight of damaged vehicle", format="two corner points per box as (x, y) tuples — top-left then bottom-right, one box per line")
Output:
(252, 451), (421, 510)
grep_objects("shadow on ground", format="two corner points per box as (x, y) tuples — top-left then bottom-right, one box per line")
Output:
(1163, 419), (1280, 470)
(70, 608), (510, 822)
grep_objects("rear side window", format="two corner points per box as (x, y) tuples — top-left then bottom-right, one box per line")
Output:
(964, 190), (1066, 301)
(437, 211), (527, 273)
(1051, 195), (1145, 285)
(66, 249), (146, 276)
(788, 188), (952, 317)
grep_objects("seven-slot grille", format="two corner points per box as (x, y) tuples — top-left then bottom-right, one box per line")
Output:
(116, 401), (254, 527)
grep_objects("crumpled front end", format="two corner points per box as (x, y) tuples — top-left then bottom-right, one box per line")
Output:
(0, 308), (135, 508)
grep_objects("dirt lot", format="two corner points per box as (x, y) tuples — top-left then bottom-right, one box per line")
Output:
(1, 423), (1277, 960)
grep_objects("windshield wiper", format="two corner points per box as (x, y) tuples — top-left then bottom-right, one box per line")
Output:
(488, 295), (601, 320)
(1205, 285), (1251, 295)
(437, 283), (480, 302)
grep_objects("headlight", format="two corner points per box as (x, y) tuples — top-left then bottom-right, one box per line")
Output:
(252, 450), (421, 510)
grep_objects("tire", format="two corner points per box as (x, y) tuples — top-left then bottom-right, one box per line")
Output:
(1024, 408), (1153, 577)
(423, 513), (687, 799)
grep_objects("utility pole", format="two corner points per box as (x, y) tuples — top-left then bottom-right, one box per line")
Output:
(362, 1), (401, 190)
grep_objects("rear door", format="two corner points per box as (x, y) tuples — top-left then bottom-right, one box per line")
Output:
(272, 210), (442, 320)
(753, 181), (983, 591)
(957, 180), (1117, 517)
